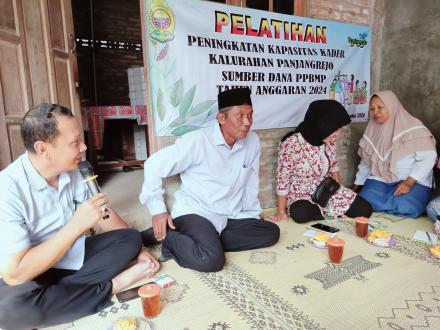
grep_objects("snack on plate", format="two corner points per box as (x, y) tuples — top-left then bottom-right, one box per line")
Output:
(430, 245), (440, 258)
(310, 232), (330, 248)
(368, 229), (392, 247)
(114, 317), (138, 330)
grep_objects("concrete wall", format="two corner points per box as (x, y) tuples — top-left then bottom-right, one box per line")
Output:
(378, 0), (440, 142)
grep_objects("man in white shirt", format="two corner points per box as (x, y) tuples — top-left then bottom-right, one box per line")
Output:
(139, 87), (280, 272)
(0, 103), (159, 330)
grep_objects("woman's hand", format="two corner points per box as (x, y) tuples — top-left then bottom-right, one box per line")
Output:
(270, 194), (289, 222)
(330, 171), (341, 183)
(394, 177), (416, 196)
(269, 212), (289, 222)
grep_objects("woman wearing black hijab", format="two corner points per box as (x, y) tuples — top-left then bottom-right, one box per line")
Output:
(271, 100), (372, 223)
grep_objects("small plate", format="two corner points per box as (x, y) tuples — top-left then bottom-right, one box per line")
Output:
(429, 249), (440, 259)
(108, 317), (151, 330)
(367, 237), (396, 248)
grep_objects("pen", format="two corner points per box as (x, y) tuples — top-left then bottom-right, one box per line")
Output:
(426, 231), (433, 244)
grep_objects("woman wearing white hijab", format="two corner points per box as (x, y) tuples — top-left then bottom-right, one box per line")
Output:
(353, 91), (437, 218)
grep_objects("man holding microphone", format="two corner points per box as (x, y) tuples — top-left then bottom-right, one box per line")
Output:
(0, 103), (159, 329)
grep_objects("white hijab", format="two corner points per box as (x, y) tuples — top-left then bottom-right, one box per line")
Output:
(358, 90), (436, 181)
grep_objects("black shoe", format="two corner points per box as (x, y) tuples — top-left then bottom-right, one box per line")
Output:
(140, 227), (161, 246)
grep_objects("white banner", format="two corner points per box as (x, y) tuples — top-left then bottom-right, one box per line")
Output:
(146, 0), (371, 136)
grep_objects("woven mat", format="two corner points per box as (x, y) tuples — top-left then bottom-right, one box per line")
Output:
(44, 214), (440, 330)
(371, 212), (407, 222)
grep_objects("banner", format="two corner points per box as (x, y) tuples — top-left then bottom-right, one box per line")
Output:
(145, 0), (371, 136)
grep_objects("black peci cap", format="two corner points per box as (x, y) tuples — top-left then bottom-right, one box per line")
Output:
(217, 87), (252, 112)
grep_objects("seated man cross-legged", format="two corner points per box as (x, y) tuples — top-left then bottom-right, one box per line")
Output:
(139, 87), (280, 272)
(0, 103), (159, 330)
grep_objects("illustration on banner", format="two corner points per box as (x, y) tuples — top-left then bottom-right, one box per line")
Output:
(147, 0), (216, 136)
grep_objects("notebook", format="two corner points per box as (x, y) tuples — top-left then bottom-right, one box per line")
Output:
(412, 230), (438, 245)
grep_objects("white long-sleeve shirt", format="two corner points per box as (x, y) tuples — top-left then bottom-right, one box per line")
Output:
(139, 122), (261, 233)
(354, 150), (437, 187)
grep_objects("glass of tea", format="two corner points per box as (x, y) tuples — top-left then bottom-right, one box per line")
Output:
(327, 237), (345, 263)
(355, 217), (369, 238)
(138, 283), (161, 318)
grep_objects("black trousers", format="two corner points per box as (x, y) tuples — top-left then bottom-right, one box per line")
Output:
(161, 214), (280, 272)
(289, 195), (373, 223)
(0, 228), (142, 330)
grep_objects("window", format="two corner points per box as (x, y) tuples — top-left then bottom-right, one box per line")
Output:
(243, 0), (304, 16)
(246, 0), (269, 11)
(273, 0), (294, 15)
(204, 1), (305, 17)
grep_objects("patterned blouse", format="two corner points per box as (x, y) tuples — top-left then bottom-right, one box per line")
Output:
(276, 132), (356, 217)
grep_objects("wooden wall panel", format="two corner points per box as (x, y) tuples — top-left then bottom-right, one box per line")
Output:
(0, 0), (17, 33)
(8, 124), (24, 160)
(22, 0), (51, 105)
(0, 75), (12, 166)
(48, 0), (65, 50)
(60, 0), (81, 117)
(54, 57), (71, 108)
(0, 41), (26, 115)
(0, 0), (29, 169)
(0, 0), (81, 169)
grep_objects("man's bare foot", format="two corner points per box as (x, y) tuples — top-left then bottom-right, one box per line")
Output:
(269, 213), (288, 222)
(111, 262), (153, 294)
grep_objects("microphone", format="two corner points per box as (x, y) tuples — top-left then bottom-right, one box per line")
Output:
(78, 160), (101, 195)
(78, 160), (109, 219)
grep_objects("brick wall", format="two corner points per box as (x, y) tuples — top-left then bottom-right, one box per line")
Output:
(94, 50), (143, 105)
(72, 0), (143, 105)
(308, 0), (373, 25)
(72, 0), (91, 37)
(93, 0), (142, 41)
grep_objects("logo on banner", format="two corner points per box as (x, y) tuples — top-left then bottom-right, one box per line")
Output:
(147, 0), (175, 44)
(348, 32), (368, 48)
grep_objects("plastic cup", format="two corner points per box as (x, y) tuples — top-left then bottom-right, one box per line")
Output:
(355, 217), (369, 238)
(327, 237), (345, 263)
(138, 283), (161, 318)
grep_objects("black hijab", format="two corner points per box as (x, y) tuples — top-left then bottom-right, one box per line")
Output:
(281, 99), (351, 146)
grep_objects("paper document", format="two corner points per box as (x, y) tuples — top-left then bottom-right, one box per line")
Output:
(412, 230), (438, 245)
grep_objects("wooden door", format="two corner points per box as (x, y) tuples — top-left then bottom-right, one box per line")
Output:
(0, 0), (81, 170)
